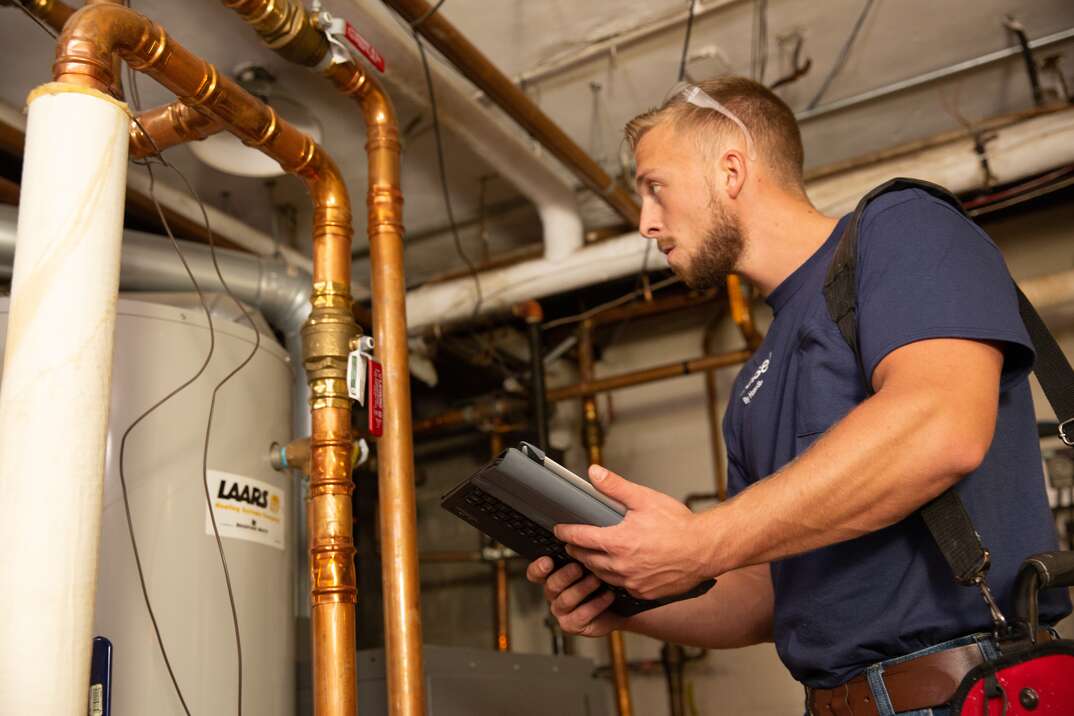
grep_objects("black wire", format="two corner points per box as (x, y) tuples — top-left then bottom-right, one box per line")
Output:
(677, 0), (697, 82)
(118, 153), (202, 716)
(125, 61), (250, 715)
(12, 1), (58, 38)
(806, 0), (876, 109)
(411, 6), (484, 319)
(411, 0), (447, 29)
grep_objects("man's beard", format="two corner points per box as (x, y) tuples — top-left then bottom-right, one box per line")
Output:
(678, 199), (744, 289)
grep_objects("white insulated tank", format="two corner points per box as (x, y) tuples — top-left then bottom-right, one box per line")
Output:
(0, 295), (295, 715)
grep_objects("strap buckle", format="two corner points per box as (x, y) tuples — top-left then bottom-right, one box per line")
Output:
(1059, 417), (1074, 447)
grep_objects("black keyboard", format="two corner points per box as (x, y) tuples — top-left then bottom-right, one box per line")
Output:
(447, 483), (711, 617)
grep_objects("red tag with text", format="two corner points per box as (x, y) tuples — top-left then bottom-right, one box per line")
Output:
(344, 22), (386, 73)
(368, 358), (384, 437)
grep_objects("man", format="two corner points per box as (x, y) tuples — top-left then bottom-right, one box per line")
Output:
(525, 76), (1069, 713)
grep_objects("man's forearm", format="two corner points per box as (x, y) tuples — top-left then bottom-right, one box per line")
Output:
(623, 564), (773, 649)
(700, 341), (1001, 576)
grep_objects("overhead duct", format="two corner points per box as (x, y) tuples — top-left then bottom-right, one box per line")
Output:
(405, 106), (1074, 333)
(0, 204), (312, 435)
(339, 0), (585, 264)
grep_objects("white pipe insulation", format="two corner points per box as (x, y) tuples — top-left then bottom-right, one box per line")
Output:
(405, 107), (1074, 332)
(0, 84), (130, 714)
(341, 0), (585, 263)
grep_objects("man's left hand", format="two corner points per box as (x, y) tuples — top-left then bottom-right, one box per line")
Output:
(554, 465), (715, 600)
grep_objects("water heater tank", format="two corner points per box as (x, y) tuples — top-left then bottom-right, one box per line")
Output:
(0, 295), (296, 715)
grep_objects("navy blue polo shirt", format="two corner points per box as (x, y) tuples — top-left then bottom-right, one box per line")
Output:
(722, 188), (1070, 688)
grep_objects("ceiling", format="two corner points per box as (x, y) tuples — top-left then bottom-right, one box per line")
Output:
(1, 0), (1072, 288)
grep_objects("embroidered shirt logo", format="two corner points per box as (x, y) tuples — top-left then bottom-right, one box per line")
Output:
(740, 353), (771, 405)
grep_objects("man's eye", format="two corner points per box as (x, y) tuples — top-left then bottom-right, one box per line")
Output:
(651, 183), (663, 196)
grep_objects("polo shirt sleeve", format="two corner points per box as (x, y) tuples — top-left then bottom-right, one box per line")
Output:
(856, 190), (1034, 390)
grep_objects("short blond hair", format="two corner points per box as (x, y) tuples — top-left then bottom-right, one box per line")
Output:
(624, 76), (805, 190)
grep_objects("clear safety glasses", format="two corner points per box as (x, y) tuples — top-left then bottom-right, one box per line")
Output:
(681, 85), (757, 160)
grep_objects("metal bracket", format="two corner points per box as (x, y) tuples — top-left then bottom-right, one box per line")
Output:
(1059, 417), (1074, 447)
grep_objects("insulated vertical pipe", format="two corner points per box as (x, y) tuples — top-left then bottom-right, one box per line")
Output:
(577, 320), (633, 716)
(0, 82), (128, 714)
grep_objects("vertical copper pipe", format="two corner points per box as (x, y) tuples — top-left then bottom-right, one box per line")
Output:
(726, 274), (763, 349)
(577, 319), (633, 716)
(217, 2), (427, 711)
(52, 6), (361, 714)
(322, 59), (427, 716)
(488, 429), (510, 652)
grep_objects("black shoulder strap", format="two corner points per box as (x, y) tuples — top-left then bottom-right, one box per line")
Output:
(822, 177), (1074, 588)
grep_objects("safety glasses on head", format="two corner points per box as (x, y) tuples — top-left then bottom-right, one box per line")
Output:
(681, 85), (757, 161)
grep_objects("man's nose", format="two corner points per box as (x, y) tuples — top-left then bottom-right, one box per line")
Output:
(639, 200), (663, 239)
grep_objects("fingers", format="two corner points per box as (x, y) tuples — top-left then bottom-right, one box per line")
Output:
(561, 590), (616, 636)
(588, 464), (650, 508)
(543, 562), (584, 604)
(564, 545), (623, 585)
(550, 573), (602, 617)
(525, 556), (554, 584)
(553, 523), (606, 550)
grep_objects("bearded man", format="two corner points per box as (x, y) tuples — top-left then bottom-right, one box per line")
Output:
(526, 76), (1069, 715)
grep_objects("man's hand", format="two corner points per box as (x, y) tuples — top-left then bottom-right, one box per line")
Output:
(525, 557), (625, 637)
(553, 465), (714, 600)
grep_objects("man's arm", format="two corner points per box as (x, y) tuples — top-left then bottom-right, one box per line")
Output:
(556, 337), (1004, 599)
(526, 559), (774, 649)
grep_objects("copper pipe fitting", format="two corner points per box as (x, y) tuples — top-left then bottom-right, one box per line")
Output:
(512, 299), (544, 324)
(129, 101), (224, 158)
(52, 6), (361, 715)
(577, 320), (634, 716)
(223, 0), (329, 67)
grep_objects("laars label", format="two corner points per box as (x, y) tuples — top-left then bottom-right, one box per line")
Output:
(205, 471), (285, 550)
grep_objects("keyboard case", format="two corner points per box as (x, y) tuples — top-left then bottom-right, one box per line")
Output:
(441, 446), (715, 617)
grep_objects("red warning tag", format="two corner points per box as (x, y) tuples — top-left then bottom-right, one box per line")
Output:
(368, 358), (384, 437)
(344, 21), (386, 73)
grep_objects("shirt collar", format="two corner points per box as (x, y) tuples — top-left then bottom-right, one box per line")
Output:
(765, 214), (851, 315)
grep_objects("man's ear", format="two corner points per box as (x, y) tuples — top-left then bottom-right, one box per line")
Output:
(720, 149), (748, 200)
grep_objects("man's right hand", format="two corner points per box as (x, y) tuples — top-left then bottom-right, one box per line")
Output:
(526, 557), (626, 637)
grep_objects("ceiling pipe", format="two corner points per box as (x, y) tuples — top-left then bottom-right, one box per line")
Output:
(48, 5), (370, 715)
(381, 0), (640, 227)
(218, 2), (427, 713)
(407, 106), (1074, 333)
(335, 0), (584, 264)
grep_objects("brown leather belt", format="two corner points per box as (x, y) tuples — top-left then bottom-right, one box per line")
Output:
(806, 631), (1054, 716)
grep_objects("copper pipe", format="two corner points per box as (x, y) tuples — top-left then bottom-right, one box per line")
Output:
(217, 2), (427, 711)
(129, 101), (224, 158)
(383, 0), (641, 226)
(514, 300), (550, 450)
(726, 274), (763, 350)
(487, 429), (510, 652)
(702, 315), (728, 501)
(412, 397), (527, 435)
(548, 349), (754, 403)
(589, 287), (720, 327)
(577, 320), (633, 716)
(52, 6), (361, 714)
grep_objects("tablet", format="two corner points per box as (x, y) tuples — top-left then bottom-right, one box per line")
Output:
(441, 442), (715, 617)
